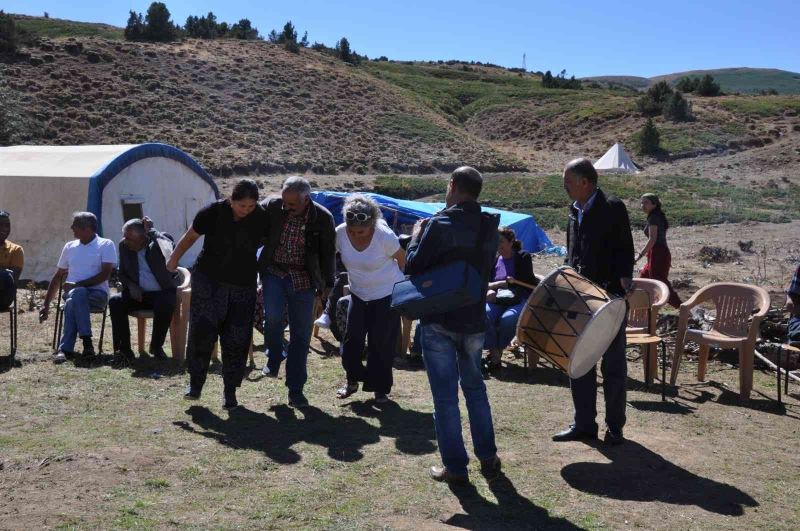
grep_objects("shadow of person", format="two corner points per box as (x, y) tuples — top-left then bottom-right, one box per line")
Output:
(490, 362), (571, 388)
(560, 440), (758, 516)
(173, 404), (381, 464)
(346, 400), (436, 455)
(445, 473), (582, 530)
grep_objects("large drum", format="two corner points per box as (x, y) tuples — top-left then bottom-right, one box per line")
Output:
(516, 266), (626, 378)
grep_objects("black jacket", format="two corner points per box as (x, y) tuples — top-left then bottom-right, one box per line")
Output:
(508, 250), (539, 301)
(406, 200), (500, 334)
(257, 198), (336, 291)
(566, 188), (634, 296)
(118, 229), (178, 296)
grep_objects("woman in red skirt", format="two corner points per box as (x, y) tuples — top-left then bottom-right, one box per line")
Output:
(636, 193), (681, 308)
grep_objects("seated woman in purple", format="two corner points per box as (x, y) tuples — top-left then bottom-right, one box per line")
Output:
(483, 227), (538, 373)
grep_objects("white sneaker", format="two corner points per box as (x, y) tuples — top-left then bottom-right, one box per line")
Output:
(53, 351), (67, 364)
(314, 313), (331, 329)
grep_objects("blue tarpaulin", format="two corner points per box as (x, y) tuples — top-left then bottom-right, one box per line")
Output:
(310, 191), (552, 252)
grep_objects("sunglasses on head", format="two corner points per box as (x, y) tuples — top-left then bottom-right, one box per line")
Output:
(345, 212), (372, 222)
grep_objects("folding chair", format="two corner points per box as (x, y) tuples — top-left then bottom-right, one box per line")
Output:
(51, 280), (108, 354)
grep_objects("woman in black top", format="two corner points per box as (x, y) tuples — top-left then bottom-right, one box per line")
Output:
(167, 179), (267, 409)
(483, 227), (539, 372)
(636, 193), (681, 308)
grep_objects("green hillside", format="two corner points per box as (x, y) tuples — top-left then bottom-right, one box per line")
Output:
(11, 14), (124, 40)
(653, 68), (800, 94)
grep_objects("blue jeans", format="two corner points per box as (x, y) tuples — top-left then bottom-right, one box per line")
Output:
(484, 301), (525, 350)
(421, 323), (497, 475)
(789, 316), (800, 343)
(59, 287), (108, 352)
(263, 274), (316, 394)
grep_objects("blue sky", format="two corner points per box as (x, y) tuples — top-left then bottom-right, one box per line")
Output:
(5, 0), (799, 77)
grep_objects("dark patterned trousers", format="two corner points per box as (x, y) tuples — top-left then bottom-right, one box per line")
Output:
(186, 270), (256, 390)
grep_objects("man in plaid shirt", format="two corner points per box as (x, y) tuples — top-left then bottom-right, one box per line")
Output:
(787, 263), (800, 342)
(258, 177), (336, 408)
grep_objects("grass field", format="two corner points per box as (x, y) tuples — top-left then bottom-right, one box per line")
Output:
(373, 174), (800, 230)
(1, 303), (799, 529)
(719, 95), (800, 117)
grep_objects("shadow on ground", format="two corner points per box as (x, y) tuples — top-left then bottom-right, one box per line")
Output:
(561, 440), (758, 516)
(446, 473), (582, 530)
(174, 404), (382, 464)
(347, 399), (436, 455)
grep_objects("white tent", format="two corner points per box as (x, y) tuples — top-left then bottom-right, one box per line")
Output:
(593, 143), (639, 174)
(0, 143), (219, 281)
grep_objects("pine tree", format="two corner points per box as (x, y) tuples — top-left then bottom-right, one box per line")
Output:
(280, 21), (299, 52)
(663, 91), (692, 122)
(124, 10), (145, 41)
(336, 37), (352, 63)
(0, 11), (18, 53)
(144, 2), (176, 42)
(696, 74), (721, 96)
(637, 118), (661, 155)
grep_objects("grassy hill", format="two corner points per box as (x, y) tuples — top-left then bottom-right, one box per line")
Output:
(11, 14), (124, 40)
(586, 68), (800, 94)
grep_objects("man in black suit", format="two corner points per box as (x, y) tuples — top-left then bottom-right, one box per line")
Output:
(553, 158), (634, 446)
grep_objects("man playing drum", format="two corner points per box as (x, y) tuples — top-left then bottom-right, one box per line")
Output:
(553, 158), (634, 446)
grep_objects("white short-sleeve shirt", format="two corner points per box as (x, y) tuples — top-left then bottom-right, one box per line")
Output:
(336, 219), (404, 302)
(57, 236), (118, 294)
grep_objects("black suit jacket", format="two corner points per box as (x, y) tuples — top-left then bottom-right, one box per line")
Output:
(566, 189), (634, 296)
(118, 229), (178, 296)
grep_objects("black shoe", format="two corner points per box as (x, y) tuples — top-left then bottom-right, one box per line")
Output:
(480, 358), (501, 375)
(184, 385), (202, 400)
(429, 466), (468, 484)
(552, 425), (598, 442)
(223, 388), (239, 410)
(288, 391), (309, 409)
(604, 429), (625, 446)
(150, 346), (168, 359)
(480, 455), (502, 481)
(81, 337), (96, 358)
(117, 346), (135, 360)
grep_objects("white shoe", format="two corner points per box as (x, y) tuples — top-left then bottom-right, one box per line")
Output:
(53, 351), (67, 364)
(314, 313), (331, 329)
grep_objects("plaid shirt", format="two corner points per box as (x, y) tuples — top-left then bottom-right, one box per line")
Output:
(268, 208), (312, 291)
(789, 264), (800, 296)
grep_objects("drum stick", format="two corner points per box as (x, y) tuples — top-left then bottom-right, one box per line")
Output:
(507, 277), (537, 291)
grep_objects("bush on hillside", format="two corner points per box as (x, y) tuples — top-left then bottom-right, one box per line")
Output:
(336, 37), (358, 64)
(278, 21), (299, 52)
(636, 118), (661, 155)
(696, 74), (721, 96)
(185, 12), (221, 39)
(229, 19), (259, 40)
(675, 76), (699, 93)
(0, 10), (18, 54)
(663, 90), (693, 122)
(124, 10), (145, 41)
(636, 81), (673, 116)
(144, 2), (177, 42)
(541, 69), (582, 90)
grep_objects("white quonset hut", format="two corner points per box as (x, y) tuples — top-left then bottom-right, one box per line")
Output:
(0, 143), (220, 281)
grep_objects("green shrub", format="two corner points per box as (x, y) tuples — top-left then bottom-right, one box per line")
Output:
(696, 74), (721, 96)
(0, 10), (18, 53)
(229, 19), (259, 40)
(662, 91), (692, 122)
(674, 76), (699, 93)
(637, 81), (673, 116)
(144, 2), (177, 42)
(541, 69), (582, 90)
(279, 21), (299, 52)
(336, 37), (357, 64)
(124, 10), (145, 41)
(637, 118), (661, 155)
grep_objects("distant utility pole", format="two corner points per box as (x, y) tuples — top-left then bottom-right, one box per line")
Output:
(522, 53), (527, 72)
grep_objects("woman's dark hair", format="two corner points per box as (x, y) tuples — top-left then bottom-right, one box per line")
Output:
(499, 226), (522, 252)
(641, 193), (668, 230)
(231, 179), (260, 202)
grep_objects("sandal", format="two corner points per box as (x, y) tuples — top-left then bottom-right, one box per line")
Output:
(336, 382), (359, 399)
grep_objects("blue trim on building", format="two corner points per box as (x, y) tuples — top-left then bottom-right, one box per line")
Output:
(86, 143), (220, 235)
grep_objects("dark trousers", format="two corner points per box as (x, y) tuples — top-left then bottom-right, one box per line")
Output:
(108, 289), (176, 351)
(570, 317), (627, 434)
(789, 316), (800, 343)
(0, 269), (14, 311)
(341, 294), (399, 395)
(187, 271), (256, 390)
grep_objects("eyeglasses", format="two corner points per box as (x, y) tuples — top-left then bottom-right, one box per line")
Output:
(345, 212), (372, 222)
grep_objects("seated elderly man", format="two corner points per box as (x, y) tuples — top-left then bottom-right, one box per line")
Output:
(40, 212), (117, 364)
(109, 217), (178, 361)
(0, 210), (24, 311)
(787, 262), (800, 343)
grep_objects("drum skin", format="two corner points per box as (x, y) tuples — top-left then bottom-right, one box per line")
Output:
(516, 266), (626, 378)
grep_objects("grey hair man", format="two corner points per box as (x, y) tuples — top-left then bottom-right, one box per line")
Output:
(108, 217), (178, 362)
(40, 212), (118, 364)
(257, 176), (336, 408)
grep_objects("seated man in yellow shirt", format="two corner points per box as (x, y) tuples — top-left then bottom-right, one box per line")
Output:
(0, 211), (24, 311)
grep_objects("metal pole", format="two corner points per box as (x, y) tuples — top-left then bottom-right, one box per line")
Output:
(777, 345), (782, 405)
